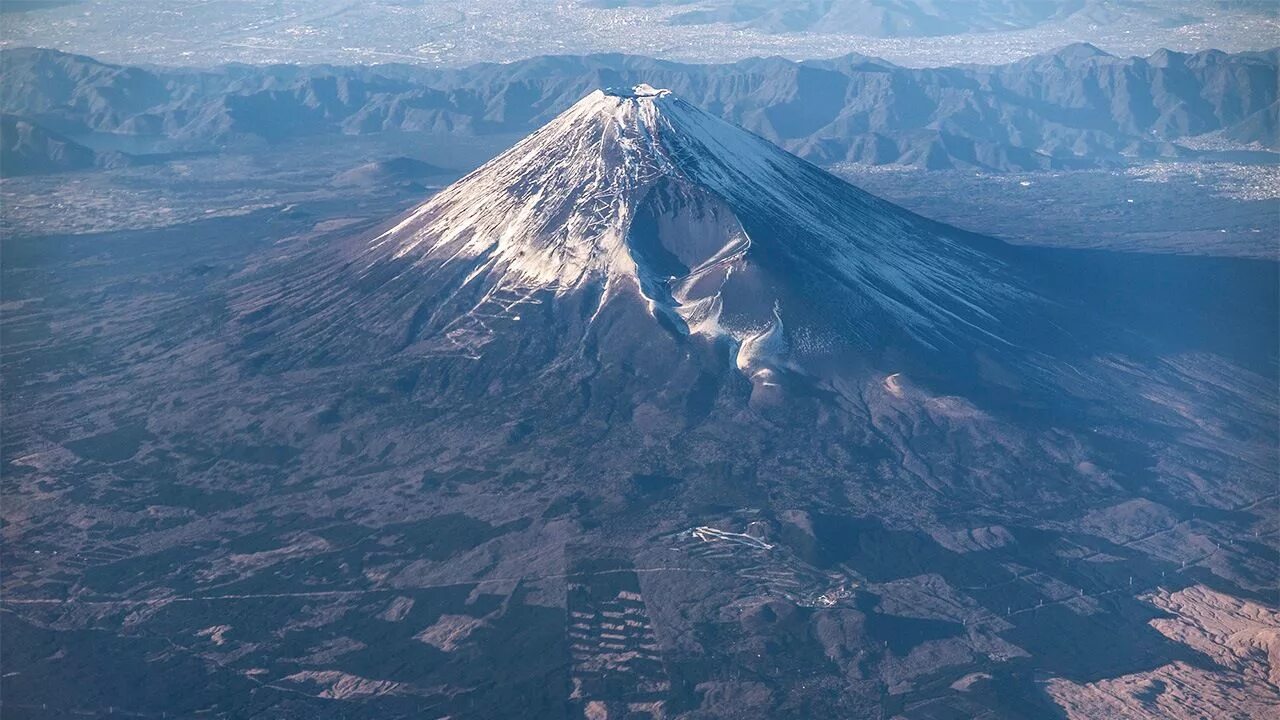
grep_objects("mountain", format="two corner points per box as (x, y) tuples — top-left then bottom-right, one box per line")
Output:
(236, 85), (1275, 567)
(1, 46), (1275, 173)
(330, 156), (452, 190)
(186, 85), (1280, 716)
(1212, 99), (1279, 147)
(299, 84), (1026, 374)
(3, 86), (1276, 718)
(0, 113), (128, 175)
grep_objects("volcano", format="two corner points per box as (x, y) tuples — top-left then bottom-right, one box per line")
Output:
(230, 82), (1275, 591)
(366, 82), (1022, 353)
(10, 85), (1274, 720)
(221, 89), (1275, 714)
(245, 84), (1050, 399)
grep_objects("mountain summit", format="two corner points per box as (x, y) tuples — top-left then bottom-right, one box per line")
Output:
(337, 84), (1028, 386)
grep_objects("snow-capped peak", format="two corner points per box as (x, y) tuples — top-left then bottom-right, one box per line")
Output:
(363, 85), (1026, 366)
(367, 85), (686, 289)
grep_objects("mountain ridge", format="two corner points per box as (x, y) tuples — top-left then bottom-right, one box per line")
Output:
(2, 45), (1274, 173)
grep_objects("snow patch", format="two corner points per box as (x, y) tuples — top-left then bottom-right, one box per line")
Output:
(736, 303), (788, 374)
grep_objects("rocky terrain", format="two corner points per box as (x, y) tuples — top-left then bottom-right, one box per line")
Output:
(1047, 585), (1280, 719)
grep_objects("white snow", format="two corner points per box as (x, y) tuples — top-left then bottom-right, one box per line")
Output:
(736, 303), (789, 374)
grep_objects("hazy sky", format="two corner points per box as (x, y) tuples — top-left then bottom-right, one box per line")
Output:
(2, 0), (1276, 67)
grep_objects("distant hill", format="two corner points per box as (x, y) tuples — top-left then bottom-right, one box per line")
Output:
(656, 0), (1077, 37)
(1214, 100), (1279, 147)
(0, 45), (1275, 173)
(0, 113), (128, 176)
(586, 0), (1253, 39)
(330, 157), (452, 189)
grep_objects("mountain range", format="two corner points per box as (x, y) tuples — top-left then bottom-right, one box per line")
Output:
(1, 44), (1275, 174)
